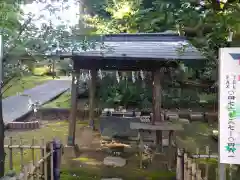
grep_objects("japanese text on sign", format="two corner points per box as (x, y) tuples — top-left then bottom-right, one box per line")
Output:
(226, 75), (237, 157)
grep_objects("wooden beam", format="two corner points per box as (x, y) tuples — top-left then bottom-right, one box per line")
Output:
(67, 69), (80, 146)
(89, 69), (97, 130)
(73, 58), (178, 71)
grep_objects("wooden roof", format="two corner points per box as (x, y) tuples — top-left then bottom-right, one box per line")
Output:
(56, 32), (205, 70)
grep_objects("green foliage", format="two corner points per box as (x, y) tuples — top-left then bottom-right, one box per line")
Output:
(98, 73), (218, 109)
(98, 75), (150, 108)
(32, 66), (49, 76)
(0, 0), (21, 34)
(86, 0), (240, 81)
(98, 74), (207, 109)
(44, 92), (71, 108)
(2, 76), (51, 98)
(85, 0), (142, 33)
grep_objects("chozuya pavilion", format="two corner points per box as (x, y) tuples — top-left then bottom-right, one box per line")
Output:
(49, 32), (205, 161)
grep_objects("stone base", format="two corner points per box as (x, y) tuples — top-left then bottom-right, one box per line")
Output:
(130, 122), (183, 131)
(63, 145), (80, 159)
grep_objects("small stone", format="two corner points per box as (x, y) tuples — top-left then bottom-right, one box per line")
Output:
(162, 139), (169, 146)
(162, 139), (175, 147)
(5, 171), (16, 177)
(179, 118), (190, 124)
(103, 156), (126, 167)
(101, 179), (122, 180)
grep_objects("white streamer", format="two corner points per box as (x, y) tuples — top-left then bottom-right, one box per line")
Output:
(140, 70), (144, 80)
(116, 71), (120, 83)
(132, 71), (136, 83)
(98, 69), (103, 79)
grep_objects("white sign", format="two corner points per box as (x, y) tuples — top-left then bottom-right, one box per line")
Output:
(220, 48), (240, 164)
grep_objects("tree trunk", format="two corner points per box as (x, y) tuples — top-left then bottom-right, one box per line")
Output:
(0, 97), (5, 177)
(0, 34), (4, 177)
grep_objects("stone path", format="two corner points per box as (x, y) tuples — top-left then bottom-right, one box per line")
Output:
(3, 80), (71, 124)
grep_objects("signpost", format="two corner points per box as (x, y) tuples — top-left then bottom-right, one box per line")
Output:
(219, 48), (240, 179)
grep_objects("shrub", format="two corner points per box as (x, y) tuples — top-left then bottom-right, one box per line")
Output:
(32, 67), (49, 76)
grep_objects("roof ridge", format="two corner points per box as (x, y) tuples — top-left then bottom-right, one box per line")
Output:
(104, 32), (180, 37)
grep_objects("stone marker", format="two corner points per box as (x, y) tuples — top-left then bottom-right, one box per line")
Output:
(103, 156), (126, 167)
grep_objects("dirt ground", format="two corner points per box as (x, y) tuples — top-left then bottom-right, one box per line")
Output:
(5, 120), (175, 179)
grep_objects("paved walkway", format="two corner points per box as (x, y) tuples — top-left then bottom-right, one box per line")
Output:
(3, 80), (71, 124)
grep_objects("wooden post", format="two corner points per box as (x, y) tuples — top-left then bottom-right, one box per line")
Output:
(152, 69), (162, 124)
(44, 142), (48, 180)
(152, 69), (163, 152)
(67, 68), (80, 146)
(229, 164), (233, 180)
(197, 169), (202, 180)
(176, 148), (184, 180)
(184, 153), (188, 180)
(40, 138), (45, 177)
(192, 162), (197, 180)
(50, 143), (54, 180)
(20, 137), (24, 171)
(32, 138), (35, 165)
(168, 130), (173, 170)
(205, 146), (209, 180)
(9, 137), (13, 170)
(187, 158), (192, 180)
(23, 167), (28, 180)
(35, 152), (40, 180)
(52, 58), (56, 78)
(139, 132), (143, 169)
(89, 69), (97, 130)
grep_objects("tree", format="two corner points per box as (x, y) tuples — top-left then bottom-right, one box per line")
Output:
(86, 0), (240, 80)
(0, 0), (85, 176)
(85, 0), (142, 33)
(0, 1), (23, 176)
(82, 0), (240, 110)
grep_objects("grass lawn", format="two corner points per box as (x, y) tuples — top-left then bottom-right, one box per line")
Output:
(43, 92), (89, 109)
(176, 121), (217, 154)
(61, 167), (175, 180)
(4, 121), (85, 173)
(43, 92), (71, 108)
(3, 76), (52, 98)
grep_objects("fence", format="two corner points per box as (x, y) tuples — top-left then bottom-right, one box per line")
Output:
(176, 146), (240, 180)
(4, 137), (63, 180)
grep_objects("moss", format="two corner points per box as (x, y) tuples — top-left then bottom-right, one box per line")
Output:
(176, 121), (217, 154)
(198, 93), (217, 102)
(196, 158), (218, 165)
(72, 157), (95, 162)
